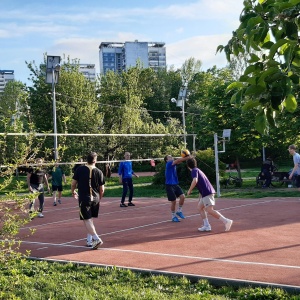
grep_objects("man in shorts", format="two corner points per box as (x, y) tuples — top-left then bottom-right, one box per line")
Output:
(27, 158), (50, 218)
(48, 162), (66, 206)
(186, 157), (233, 232)
(164, 153), (190, 222)
(288, 144), (300, 190)
(71, 152), (105, 250)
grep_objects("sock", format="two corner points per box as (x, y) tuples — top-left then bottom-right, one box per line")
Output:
(203, 218), (210, 226)
(171, 211), (176, 218)
(177, 205), (182, 212)
(87, 234), (92, 244)
(218, 214), (227, 223)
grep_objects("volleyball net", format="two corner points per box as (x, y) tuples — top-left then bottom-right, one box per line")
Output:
(0, 133), (197, 174)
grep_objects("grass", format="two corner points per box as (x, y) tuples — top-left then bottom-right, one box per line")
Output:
(0, 259), (298, 300)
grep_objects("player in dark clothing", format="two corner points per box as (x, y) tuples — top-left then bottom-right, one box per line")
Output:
(27, 158), (50, 218)
(71, 152), (105, 250)
(261, 157), (274, 188)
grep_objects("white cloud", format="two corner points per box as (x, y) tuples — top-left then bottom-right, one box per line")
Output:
(167, 34), (232, 70)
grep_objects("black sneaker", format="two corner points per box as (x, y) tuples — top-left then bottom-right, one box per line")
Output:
(120, 203), (127, 207)
(128, 202), (135, 206)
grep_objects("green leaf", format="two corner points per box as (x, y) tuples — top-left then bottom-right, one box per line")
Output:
(258, 67), (280, 84)
(244, 85), (266, 96)
(269, 39), (289, 58)
(266, 108), (276, 127)
(284, 94), (297, 112)
(255, 109), (267, 134)
(242, 100), (260, 112)
(247, 53), (260, 63)
(225, 82), (244, 93)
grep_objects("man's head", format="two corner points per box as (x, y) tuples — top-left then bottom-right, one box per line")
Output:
(186, 157), (197, 170)
(164, 155), (173, 163)
(87, 152), (97, 164)
(288, 144), (297, 155)
(124, 152), (131, 159)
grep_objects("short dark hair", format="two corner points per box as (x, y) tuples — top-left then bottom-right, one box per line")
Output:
(288, 144), (296, 150)
(187, 157), (197, 169)
(164, 155), (169, 162)
(87, 152), (97, 164)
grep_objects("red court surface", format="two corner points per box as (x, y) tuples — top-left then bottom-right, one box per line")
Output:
(19, 195), (300, 291)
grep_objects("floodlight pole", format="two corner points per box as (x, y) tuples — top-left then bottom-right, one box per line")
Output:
(52, 67), (58, 161)
(182, 93), (186, 147)
(214, 133), (221, 197)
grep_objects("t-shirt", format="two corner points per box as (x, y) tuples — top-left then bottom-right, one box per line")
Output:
(28, 167), (46, 185)
(165, 161), (179, 185)
(73, 165), (105, 201)
(118, 161), (134, 179)
(49, 167), (64, 186)
(293, 153), (300, 175)
(191, 167), (215, 198)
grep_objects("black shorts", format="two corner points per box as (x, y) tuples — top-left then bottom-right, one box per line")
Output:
(166, 184), (184, 201)
(296, 175), (300, 188)
(79, 197), (100, 220)
(52, 185), (63, 192)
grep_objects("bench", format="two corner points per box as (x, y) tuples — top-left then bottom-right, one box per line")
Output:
(256, 171), (294, 187)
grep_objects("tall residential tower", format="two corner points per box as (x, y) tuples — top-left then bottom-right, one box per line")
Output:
(99, 41), (166, 75)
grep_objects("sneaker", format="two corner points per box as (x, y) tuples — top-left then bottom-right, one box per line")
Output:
(172, 216), (180, 222)
(53, 202), (57, 206)
(38, 213), (44, 218)
(92, 239), (103, 250)
(120, 203), (127, 207)
(225, 219), (233, 231)
(128, 202), (135, 206)
(58, 199), (61, 204)
(176, 211), (185, 219)
(86, 242), (93, 247)
(198, 225), (211, 232)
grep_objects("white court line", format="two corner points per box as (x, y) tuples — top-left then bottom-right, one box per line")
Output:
(19, 240), (300, 270)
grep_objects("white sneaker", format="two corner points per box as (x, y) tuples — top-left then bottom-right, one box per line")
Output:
(198, 225), (211, 232)
(38, 213), (44, 218)
(225, 219), (233, 231)
(91, 239), (103, 250)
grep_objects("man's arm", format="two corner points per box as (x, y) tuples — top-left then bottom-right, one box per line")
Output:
(99, 185), (105, 199)
(289, 161), (298, 179)
(172, 155), (190, 165)
(187, 177), (198, 196)
(44, 174), (50, 192)
(71, 179), (78, 199)
(27, 173), (32, 192)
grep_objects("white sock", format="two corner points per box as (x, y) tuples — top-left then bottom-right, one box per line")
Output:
(177, 206), (182, 212)
(203, 218), (210, 226)
(87, 234), (92, 243)
(172, 211), (176, 217)
(219, 215), (227, 224)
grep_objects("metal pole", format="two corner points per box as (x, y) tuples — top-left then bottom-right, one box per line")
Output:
(214, 133), (221, 197)
(52, 68), (58, 160)
(182, 96), (186, 147)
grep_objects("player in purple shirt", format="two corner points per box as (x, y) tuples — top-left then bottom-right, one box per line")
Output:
(186, 157), (233, 232)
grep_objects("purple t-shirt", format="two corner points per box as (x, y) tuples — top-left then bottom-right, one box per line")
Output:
(191, 168), (215, 197)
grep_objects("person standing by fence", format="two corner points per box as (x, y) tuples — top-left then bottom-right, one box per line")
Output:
(288, 145), (300, 190)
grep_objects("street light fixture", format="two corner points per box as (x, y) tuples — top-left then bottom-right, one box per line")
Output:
(46, 55), (61, 160)
(171, 83), (188, 147)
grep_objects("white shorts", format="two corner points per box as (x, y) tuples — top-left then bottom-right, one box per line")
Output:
(199, 194), (215, 207)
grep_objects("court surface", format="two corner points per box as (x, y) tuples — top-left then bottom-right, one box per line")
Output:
(19, 193), (300, 290)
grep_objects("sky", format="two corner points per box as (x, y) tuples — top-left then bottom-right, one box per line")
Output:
(1, 0), (244, 85)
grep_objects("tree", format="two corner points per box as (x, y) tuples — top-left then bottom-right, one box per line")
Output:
(217, 0), (300, 134)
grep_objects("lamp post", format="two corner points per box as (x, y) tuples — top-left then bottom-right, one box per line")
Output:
(171, 83), (188, 147)
(46, 56), (61, 160)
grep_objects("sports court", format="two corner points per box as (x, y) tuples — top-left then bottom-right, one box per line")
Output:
(19, 192), (300, 291)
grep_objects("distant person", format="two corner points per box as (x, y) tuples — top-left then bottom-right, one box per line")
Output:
(186, 157), (233, 232)
(261, 157), (274, 188)
(118, 152), (139, 207)
(164, 153), (190, 222)
(27, 158), (50, 218)
(150, 159), (156, 173)
(71, 152), (105, 250)
(288, 144), (300, 190)
(48, 162), (66, 206)
(105, 163), (111, 178)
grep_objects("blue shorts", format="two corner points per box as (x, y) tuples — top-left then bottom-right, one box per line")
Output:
(166, 184), (184, 201)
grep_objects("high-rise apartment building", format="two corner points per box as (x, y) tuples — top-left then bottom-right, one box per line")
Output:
(78, 64), (96, 81)
(99, 41), (166, 75)
(0, 70), (14, 92)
